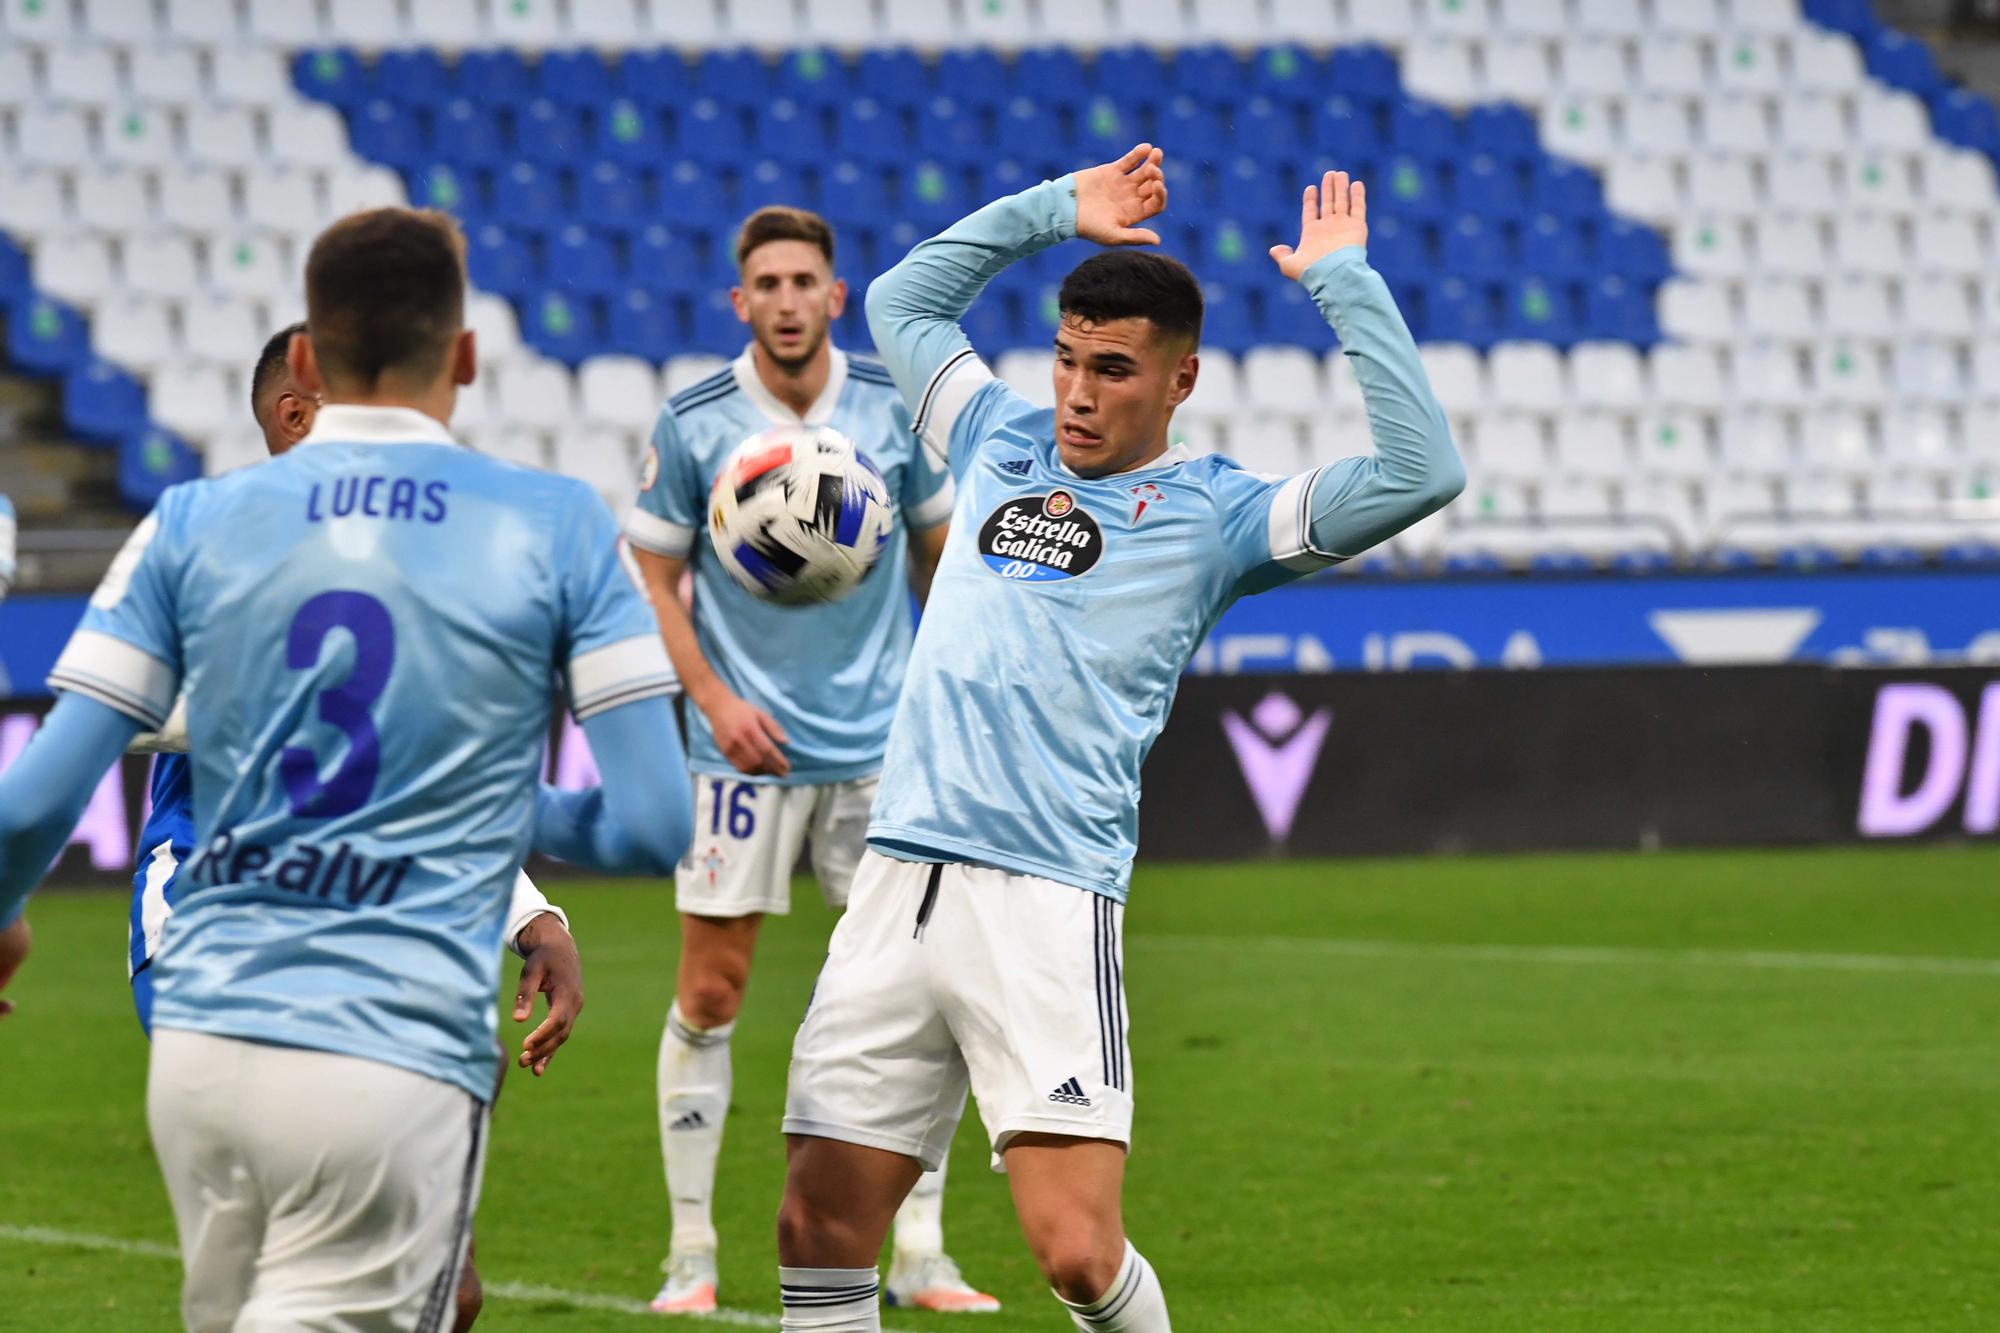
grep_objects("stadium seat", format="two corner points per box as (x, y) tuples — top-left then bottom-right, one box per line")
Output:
(150, 361), (234, 438)
(45, 45), (122, 107)
(35, 235), (119, 310)
(579, 355), (663, 431)
(1487, 341), (1566, 413)
(91, 295), (176, 375)
(69, 166), (154, 237)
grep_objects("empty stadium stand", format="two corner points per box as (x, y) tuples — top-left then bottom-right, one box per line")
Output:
(3, 0), (1999, 577)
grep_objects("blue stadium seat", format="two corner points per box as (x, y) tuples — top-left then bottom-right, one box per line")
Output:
(1174, 45), (1244, 101)
(1599, 219), (1671, 281)
(458, 50), (532, 106)
(739, 158), (809, 213)
(1501, 276), (1576, 343)
(1775, 544), (1841, 572)
(1077, 96), (1139, 160)
(1442, 551), (1505, 575)
(1583, 274), (1658, 344)
(1530, 551), (1594, 573)
(592, 97), (667, 164)
(1265, 281), (1334, 347)
(63, 360), (148, 444)
(436, 99), (507, 167)
(1463, 103), (1537, 160)
(1202, 219), (1265, 280)
(899, 161), (965, 228)
(777, 47), (854, 107)
(998, 98), (1065, 161)
(921, 96), (986, 164)
(819, 160), (888, 226)
(1012, 47), (1088, 110)
(1530, 157), (1604, 217)
(1863, 29), (1944, 95)
(755, 97), (832, 162)
(538, 50), (614, 108)
(1249, 45), (1322, 108)
(1931, 88), (2000, 157)
(934, 49), (1008, 110)
(1426, 277), (1498, 347)
(349, 98), (427, 169)
(692, 290), (746, 356)
(1519, 212), (1593, 279)
(1201, 284), (1256, 353)
(1445, 214), (1514, 281)
(1233, 98), (1301, 163)
(835, 97), (905, 165)
(678, 97), (748, 165)
(1096, 46), (1166, 107)
(1159, 155), (1216, 219)
(1379, 154), (1447, 221)
(959, 299), (1020, 356)
(1326, 45), (1399, 101)
(1858, 543), (1924, 568)
(660, 160), (728, 222)
(1311, 95), (1380, 161)
(1452, 154), (1530, 219)
(630, 224), (709, 294)
(1801, 0), (1880, 37)
(1611, 550), (1675, 574)
(525, 291), (600, 363)
(468, 225), (539, 298)
(1940, 540), (2000, 566)
(4, 296), (90, 374)
(693, 48), (778, 107)
(608, 288), (681, 361)
(616, 50), (691, 109)
(576, 161), (655, 232)
(492, 161), (565, 231)
(516, 98), (585, 165)
(1155, 96), (1225, 161)
(292, 48), (368, 110)
(0, 234), (32, 304)
(855, 48), (931, 109)
(1364, 214), (1428, 280)
(408, 163), (481, 218)
(1389, 98), (1460, 160)
(118, 427), (201, 510)
(548, 225), (622, 295)
(375, 50), (451, 105)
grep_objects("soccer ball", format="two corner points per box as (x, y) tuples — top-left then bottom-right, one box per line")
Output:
(708, 425), (894, 604)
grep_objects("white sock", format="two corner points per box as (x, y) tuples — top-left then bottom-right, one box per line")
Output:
(779, 1266), (880, 1331)
(1057, 1242), (1172, 1331)
(657, 1001), (732, 1256)
(890, 1155), (947, 1259)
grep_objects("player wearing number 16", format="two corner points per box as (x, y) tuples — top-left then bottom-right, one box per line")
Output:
(0, 207), (692, 1331)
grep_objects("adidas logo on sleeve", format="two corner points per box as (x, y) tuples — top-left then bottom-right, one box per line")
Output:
(1047, 1077), (1091, 1107)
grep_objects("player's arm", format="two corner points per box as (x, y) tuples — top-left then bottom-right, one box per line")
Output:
(127, 694), (189, 755)
(866, 143), (1166, 472)
(506, 871), (581, 1077)
(0, 493), (16, 600)
(907, 522), (950, 606)
(1274, 171), (1463, 562)
(631, 547), (789, 777)
(0, 694), (146, 927)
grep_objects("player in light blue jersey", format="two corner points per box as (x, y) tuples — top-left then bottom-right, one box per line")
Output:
(625, 206), (993, 1314)
(0, 491), (17, 1010)
(772, 149), (1463, 1331)
(0, 491), (15, 598)
(0, 208), (692, 1330)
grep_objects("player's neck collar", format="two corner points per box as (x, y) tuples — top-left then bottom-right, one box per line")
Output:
(735, 344), (848, 428)
(1056, 442), (1195, 480)
(299, 404), (456, 448)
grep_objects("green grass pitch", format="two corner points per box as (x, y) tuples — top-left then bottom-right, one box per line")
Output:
(4, 845), (1998, 1330)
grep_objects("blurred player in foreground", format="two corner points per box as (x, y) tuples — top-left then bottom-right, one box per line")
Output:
(771, 149), (1463, 1331)
(114, 322), (585, 1332)
(625, 206), (993, 1314)
(0, 207), (692, 1330)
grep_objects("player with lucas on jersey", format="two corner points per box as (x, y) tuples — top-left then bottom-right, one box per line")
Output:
(770, 148), (1463, 1331)
(0, 207), (693, 1331)
(625, 205), (995, 1315)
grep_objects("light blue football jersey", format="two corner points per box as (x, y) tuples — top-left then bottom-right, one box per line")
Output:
(47, 405), (677, 1100)
(0, 492), (16, 598)
(864, 177), (1460, 902)
(624, 346), (954, 784)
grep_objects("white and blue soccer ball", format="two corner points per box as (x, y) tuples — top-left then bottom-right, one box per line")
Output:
(708, 425), (894, 605)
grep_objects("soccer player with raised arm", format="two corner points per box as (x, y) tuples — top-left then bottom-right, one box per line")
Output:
(770, 148), (1463, 1331)
(113, 322), (584, 1333)
(0, 207), (692, 1330)
(624, 206), (994, 1315)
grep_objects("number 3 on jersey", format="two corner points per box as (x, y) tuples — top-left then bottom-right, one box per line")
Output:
(709, 780), (758, 839)
(281, 590), (395, 819)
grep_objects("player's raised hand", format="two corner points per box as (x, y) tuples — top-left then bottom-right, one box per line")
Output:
(1075, 143), (1168, 247)
(705, 692), (791, 778)
(1270, 170), (1367, 281)
(513, 914), (583, 1076)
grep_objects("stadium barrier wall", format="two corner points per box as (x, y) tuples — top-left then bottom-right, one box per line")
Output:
(9, 667), (1999, 884)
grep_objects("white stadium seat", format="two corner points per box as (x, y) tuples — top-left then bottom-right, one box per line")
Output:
(1823, 277), (1895, 339)
(206, 231), (290, 301)
(802, 0), (882, 47)
(1903, 274), (1978, 339)
(1751, 215), (1829, 281)
(1734, 341), (1811, 406)
(1924, 147), (2000, 213)
(1892, 340), (1968, 404)
(1241, 347), (1324, 415)
(158, 164), (240, 231)
(958, 0), (1038, 49)
(1657, 278), (1734, 343)
(184, 105), (262, 168)
(1686, 159), (1758, 216)
(633, 0), (717, 43)
(1702, 96), (1772, 157)
(1421, 0), (1493, 38)
(1567, 342), (1646, 411)
(664, 354), (730, 396)
(1730, 0), (1802, 36)
(1832, 214), (1907, 278)
(245, 0), (324, 44)
(1605, 157), (1678, 224)
(1837, 151), (1915, 215)
(16, 106), (95, 168)
(1764, 154), (1840, 216)
(1714, 35), (1786, 94)
(578, 356), (663, 432)
(1880, 406), (1962, 475)
(169, 0), (248, 43)
(1400, 40), (1480, 109)
(131, 45), (205, 103)
(1539, 96), (1617, 162)
(496, 361), (579, 434)
(83, 0), (160, 44)
(209, 45), (294, 107)
(727, 0), (802, 47)
(123, 235), (206, 303)
(404, 0), (482, 49)
(1633, 411), (1715, 476)
(243, 167), (327, 238)
(1540, 477), (1615, 521)
(204, 427), (271, 476)
(1487, 342), (1566, 413)
(1481, 36), (1554, 103)
(93, 295), (177, 373)
(1673, 218), (1751, 279)
(1741, 280), (1814, 343)
(181, 295), (266, 368)
(1551, 412), (1632, 479)
(35, 235), (120, 309)
(1554, 37), (1629, 98)
(1229, 417), (1310, 478)
(1182, 350), (1243, 424)
(73, 166), (154, 234)
(324, 162), (404, 214)
(1418, 344), (1487, 415)
(1791, 28), (1865, 93)
(333, 0), (407, 49)
(1911, 215), (1987, 275)
(1650, 344), (1728, 409)
(1471, 415), (1548, 480)
(1809, 341), (1887, 405)
(1636, 37), (1706, 96)
(152, 362), (235, 439)
(1777, 93), (1851, 154)
(1802, 408), (1879, 478)
(554, 430), (643, 517)
(1495, 0), (1567, 38)
(1856, 89), (1933, 153)
(467, 292), (527, 366)
(0, 167), (66, 237)
(1719, 409), (1795, 477)
(1344, 0), (1420, 42)
(44, 44), (123, 106)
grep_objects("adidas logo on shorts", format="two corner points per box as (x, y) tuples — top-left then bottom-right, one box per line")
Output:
(1047, 1077), (1091, 1107)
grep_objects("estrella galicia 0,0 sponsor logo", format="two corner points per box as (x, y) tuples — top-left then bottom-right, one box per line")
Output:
(978, 490), (1103, 582)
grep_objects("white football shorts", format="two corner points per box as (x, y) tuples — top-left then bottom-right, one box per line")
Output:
(782, 851), (1133, 1171)
(675, 773), (878, 918)
(148, 1028), (488, 1333)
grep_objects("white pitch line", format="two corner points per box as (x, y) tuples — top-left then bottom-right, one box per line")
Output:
(1132, 933), (2000, 978)
(0, 1225), (922, 1330)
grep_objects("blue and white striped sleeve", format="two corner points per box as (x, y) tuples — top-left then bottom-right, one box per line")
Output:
(48, 501), (186, 730)
(623, 407), (703, 561)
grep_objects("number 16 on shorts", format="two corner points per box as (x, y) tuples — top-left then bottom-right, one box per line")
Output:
(675, 775), (877, 919)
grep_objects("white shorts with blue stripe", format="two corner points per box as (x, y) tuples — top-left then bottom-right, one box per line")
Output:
(782, 850), (1134, 1172)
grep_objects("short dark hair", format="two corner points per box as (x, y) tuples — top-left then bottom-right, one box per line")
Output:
(304, 208), (466, 393)
(1057, 251), (1204, 349)
(250, 320), (306, 412)
(735, 205), (835, 270)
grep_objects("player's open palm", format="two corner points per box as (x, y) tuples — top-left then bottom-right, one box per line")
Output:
(1270, 170), (1367, 281)
(1075, 143), (1168, 247)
